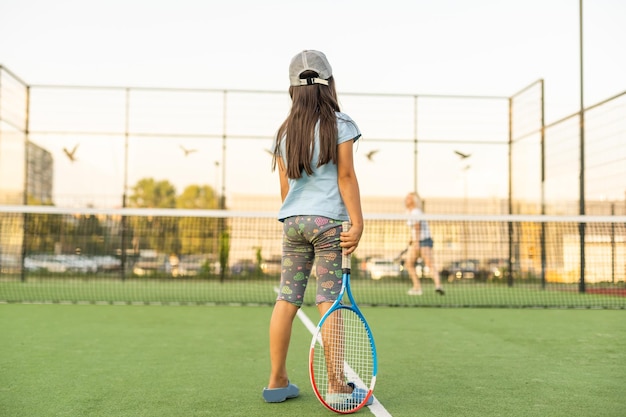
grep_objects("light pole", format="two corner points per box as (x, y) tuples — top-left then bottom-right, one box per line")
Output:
(453, 150), (472, 214)
(120, 87), (131, 281)
(454, 150), (472, 262)
(462, 164), (471, 262)
(462, 164), (471, 215)
(214, 160), (220, 204)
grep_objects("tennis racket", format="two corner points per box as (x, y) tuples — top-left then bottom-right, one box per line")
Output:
(309, 221), (377, 414)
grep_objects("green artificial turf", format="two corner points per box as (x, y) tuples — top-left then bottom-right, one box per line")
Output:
(0, 304), (624, 416)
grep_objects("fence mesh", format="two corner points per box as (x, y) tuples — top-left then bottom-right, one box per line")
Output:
(22, 85), (510, 210)
(510, 80), (543, 214)
(584, 93), (626, 213)
(1, 206), (624, 308)
(2, 67), (626, 309)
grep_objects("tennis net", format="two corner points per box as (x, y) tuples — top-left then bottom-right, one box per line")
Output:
(0, 205), (624, 308)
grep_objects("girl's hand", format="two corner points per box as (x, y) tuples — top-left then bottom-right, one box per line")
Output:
(340, 223), (363, 255)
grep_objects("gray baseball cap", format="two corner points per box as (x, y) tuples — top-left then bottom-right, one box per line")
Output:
(289, 50), (332, 87)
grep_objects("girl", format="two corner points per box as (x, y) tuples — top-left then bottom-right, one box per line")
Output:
(262, 50), (368, 407)
(405, 192), (445, 295)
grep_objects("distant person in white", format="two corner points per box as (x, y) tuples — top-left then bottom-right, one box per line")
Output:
(405, 192), (444, 296)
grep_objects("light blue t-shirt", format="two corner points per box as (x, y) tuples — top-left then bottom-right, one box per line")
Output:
(277, 112), (361, 222)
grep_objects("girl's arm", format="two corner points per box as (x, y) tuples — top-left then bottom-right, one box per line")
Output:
(337, 139), (363, 255)
(277, 157), (289, 203)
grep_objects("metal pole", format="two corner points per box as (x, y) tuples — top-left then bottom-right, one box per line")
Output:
(413, 95), (418, 194)
(20, 85), (31, 283)
(463, 165), (469, 262)
(120, 88), (130, 281)
(507, 97), (514, 287)
(578, 0), (586, 293)
(540, 80), (547, 289)
(610, 203), (615, 284)
(214, 161), (220, 199)
(221, 91), (227, 208)
(218, 91), (228, 283)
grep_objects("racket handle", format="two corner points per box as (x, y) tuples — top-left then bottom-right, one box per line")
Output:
(342, 221), (351, 269)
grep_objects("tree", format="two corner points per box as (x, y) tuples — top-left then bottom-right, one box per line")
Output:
(128, 178), (177, 208)
(73, 213), (105, 254)
(176, 185), (220, 255)
(176, 185), (219, 210)
(25, 212), (64, 253)
(23, 199), (61, 254)
(128, 178), (179, 254)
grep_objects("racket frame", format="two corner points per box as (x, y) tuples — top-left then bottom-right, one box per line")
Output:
(308, 222), (377, 414)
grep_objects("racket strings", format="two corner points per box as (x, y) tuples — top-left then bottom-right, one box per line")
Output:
(312, 308), (374, 413)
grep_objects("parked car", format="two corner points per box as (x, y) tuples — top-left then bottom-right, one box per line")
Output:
(91, 255), (122, 272)
(440, 259), (489, 281)
(230, 259), (258, 276)
(365, 258), (401, 280)
(133, 252), (168, 276)
(0, 253), (20, 274)
(486, 258), (509, 280)
(55, 254), (98, 273)
(24, 256), (42, 272)
(399, 257), (428, 278)
(260, 256), (282, 275)
(24, 254), (98, 274)
(33, 256), (67, 273)
(175, 254), (220, 277)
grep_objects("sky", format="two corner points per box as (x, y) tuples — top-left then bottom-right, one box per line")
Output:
(1, 0), (625, 206)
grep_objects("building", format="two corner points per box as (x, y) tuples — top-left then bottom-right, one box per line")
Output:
(27, 142), (54, 204)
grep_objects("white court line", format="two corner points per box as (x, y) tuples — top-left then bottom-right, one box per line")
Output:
(294, 304), (392, 417)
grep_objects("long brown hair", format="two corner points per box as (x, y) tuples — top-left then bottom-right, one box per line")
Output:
(272, 70), (341, 179)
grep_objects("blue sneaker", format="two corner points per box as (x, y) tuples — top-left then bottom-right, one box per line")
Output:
(325, 382), (373, 408)
(262, 381), (300, 403)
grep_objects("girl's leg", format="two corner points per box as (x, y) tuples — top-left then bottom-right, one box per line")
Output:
(317, 302), (353, 394)
(312, 220), (352, 394)
(267, 216), (313, 388)
(406, 244), (422, 290)
(267, 300), (299, 388)
(422, 247), (442, 289)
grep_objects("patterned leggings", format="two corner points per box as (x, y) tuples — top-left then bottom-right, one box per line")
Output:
(276, 216), (344, 307)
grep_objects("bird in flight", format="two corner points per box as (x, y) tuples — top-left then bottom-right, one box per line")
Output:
(180, 145), (198, 156)
(63, 144), (79, 162)
(365, 149), (379, 162)
(454, 150), (471, 159)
